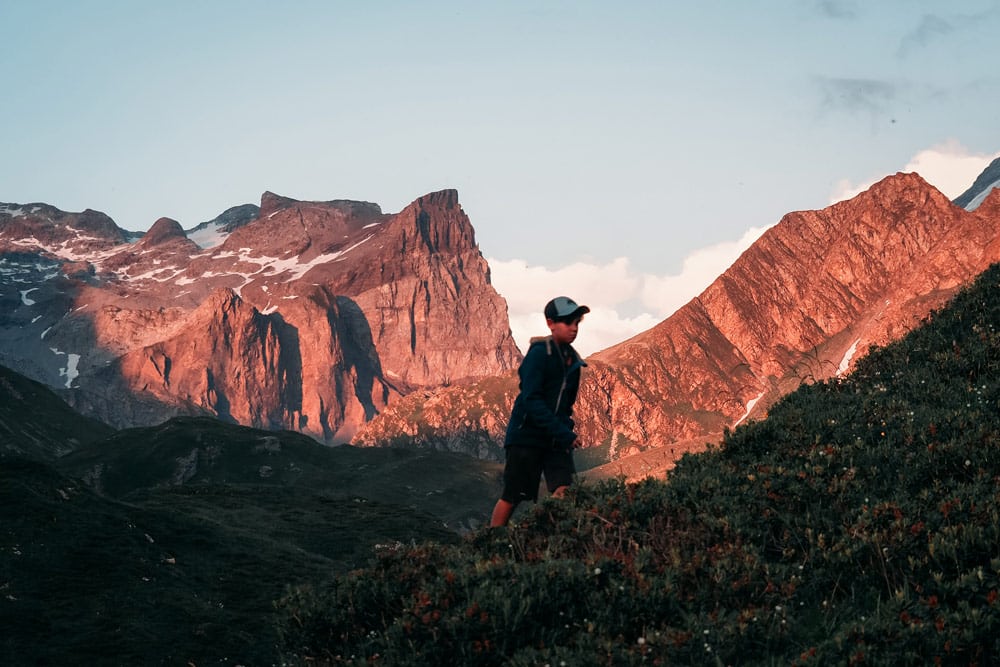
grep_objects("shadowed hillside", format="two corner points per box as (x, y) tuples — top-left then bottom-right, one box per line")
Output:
(0, 363), (114, 460)
(2, 377), (504, 664)
(277, 262), (1000, 665)
(56, 416), (503, 532)
(0, 457), (461, 665)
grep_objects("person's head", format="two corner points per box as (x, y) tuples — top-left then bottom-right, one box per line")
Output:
(544, 296), (590, 345)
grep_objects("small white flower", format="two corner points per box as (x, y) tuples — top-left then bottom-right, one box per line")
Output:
(637, 637), (646, 645)
(593, 567), (601, 575)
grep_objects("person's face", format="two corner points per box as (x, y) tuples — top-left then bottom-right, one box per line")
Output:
(548, 316), (582, 345)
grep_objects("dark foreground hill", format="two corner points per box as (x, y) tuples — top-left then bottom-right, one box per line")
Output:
(56, 416), (503, 532)
(0, 363), (114, 459)
(1, 375), (503, 664)
(0, 457), (461, 665)
(277, 262), (1000, 665)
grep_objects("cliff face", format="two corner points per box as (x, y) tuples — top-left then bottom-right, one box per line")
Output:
(356, 173), (1000, 462)
(581, 173), (1000, 454)
(0, 190), (521, 443)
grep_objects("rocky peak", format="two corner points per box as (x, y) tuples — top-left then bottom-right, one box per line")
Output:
(393, 189), (473, 255)
(221, 192), (387, 261)
(74, 208), (130, 241)
(139, 217), (190, 248)
(258, 191), (383, 221)
(259, 191), (297, 218)
(0, 202), (130, 254)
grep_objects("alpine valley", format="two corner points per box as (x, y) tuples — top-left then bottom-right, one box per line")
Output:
(3, 158), (1000, 664)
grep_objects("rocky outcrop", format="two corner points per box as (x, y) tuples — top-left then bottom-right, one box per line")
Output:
(0, 190), (521, 443)
(0, 204), (128, 256)
(357, 172), (1000, 463)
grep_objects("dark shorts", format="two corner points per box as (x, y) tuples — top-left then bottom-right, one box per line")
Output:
(501, 445), (575, 503)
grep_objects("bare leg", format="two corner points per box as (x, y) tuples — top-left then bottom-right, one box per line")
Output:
(551, 485), (569, 498)
(490, 499), (516, 527)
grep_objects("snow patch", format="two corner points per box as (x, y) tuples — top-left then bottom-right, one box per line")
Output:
(178, 235), (376, 291)
(187, 221), (230, 249)
(838, 338), (862, 375)
(734, 391), (766, 427)
(49, 347), (81, 388)
(964, 177), (1000, 211)
(20, 288), (39, 305)
(129, 266), (184, 283)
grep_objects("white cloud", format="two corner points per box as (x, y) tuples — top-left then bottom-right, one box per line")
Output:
(830, 140), (1000, 203)
(488, 224), (770, 358)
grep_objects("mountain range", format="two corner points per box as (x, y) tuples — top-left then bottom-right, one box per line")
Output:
(3, 156), (1000, 663)
(0, 190), (519, 444)
(2, 157), (999, 468)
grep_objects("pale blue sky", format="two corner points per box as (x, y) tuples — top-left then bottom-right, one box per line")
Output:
(2, 1), (999, 353)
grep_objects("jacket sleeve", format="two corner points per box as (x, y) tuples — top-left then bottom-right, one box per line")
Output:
(519, 345), (576, 446)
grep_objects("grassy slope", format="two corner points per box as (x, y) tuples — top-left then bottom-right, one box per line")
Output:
(0, 458), (459, 665)
(56, 416), (504, 532)
(0, 363), (115, 460)
(275, 262), (1000, 665)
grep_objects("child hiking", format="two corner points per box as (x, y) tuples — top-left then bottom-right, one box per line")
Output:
(490, 296), (589, 527)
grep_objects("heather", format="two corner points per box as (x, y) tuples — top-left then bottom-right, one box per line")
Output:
(276, 263), (1000, 665)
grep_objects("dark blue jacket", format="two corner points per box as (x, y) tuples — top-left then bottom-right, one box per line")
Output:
(504, 336), (587, 450)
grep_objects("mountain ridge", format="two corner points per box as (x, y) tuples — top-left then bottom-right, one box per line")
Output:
(357, 170), (1000, 464)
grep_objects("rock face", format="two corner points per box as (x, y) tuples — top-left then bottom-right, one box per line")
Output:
(0, 191), (521, 443)
(582, 173), (1000, 455)
(356, 172), (1000, 462)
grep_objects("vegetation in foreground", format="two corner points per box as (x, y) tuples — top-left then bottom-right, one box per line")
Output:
(276, 263), (1000, 665)
(0, 461), (459, 665)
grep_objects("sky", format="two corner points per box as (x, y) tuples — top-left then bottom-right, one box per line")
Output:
(2, 0), (999, 356)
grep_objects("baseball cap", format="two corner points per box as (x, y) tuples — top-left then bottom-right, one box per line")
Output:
(544, 296), (590, 322)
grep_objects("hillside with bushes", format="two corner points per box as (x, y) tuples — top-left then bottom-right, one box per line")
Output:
(277, 262), (1000, 665)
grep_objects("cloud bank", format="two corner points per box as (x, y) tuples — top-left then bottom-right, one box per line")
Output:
(491, 142), (995, 359)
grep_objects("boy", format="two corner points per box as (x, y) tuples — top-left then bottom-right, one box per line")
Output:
(490, 296), (589, 527)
